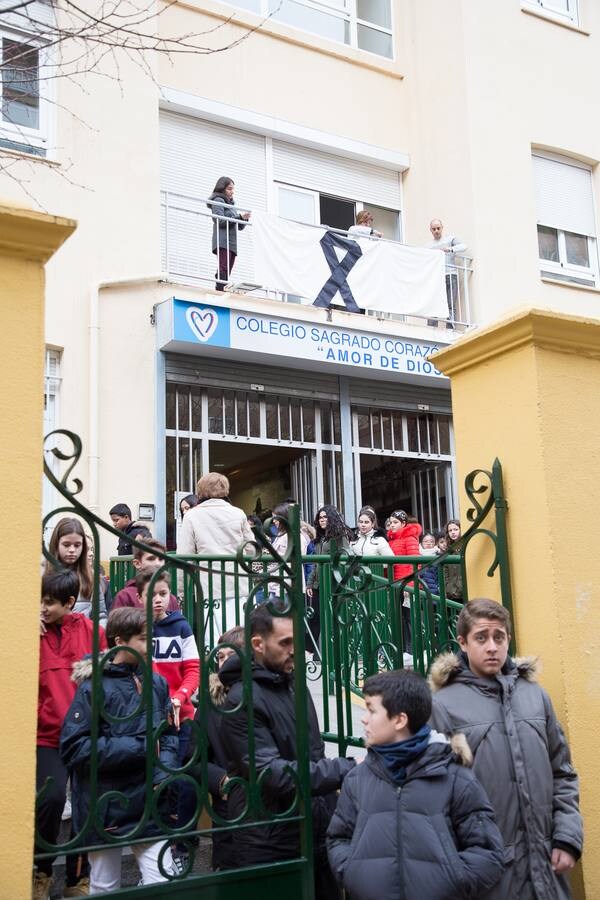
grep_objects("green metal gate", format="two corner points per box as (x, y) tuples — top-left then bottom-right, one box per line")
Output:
(38, 431), (315, 898)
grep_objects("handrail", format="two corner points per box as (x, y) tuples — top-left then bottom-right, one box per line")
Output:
(162, 189), (474, 268)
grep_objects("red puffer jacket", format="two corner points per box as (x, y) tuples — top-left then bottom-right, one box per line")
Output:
(38, 613), (107, 748)
(387, 523), (423, 581)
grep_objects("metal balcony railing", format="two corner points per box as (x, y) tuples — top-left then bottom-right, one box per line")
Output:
(160, 190), (474, 328)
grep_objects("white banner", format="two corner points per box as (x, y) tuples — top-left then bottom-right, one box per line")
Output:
(252, 211), (447, 318)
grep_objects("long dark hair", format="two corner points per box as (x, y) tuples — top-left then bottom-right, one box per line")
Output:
(445, 518), (462, 546)
(212, 176), (233, 196)
(313, 505), (353, 543)
(46, 517), (93, 599)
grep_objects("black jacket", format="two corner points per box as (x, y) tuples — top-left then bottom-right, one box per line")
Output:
(218, 655), (355, 866)
(327, 736), (505, 900)
(60, 656), (178, 843)
(188, 673), (237, 869)
(117, 521), (152, 556)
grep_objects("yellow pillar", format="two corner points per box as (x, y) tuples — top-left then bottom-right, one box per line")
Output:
(0, 204), (75, 897)
(433, 308), (600, 899)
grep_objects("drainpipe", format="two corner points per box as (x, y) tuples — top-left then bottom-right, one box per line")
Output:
(88, 275), (167, 515)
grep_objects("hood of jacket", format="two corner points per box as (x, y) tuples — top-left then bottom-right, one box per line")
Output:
(428, 650), (540, 693)
(218, 653), (292, 691)
(301, 521), (316, 541)
(367, 729), (472, 781)
(71, 653), (145, 686)
(209, 671), (228, 705)
(207, 191), (233, 209)
(153, 610), (187, 629)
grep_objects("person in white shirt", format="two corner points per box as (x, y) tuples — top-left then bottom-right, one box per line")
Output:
(348, 210), (382, 239)
(427, 219), (467, 328)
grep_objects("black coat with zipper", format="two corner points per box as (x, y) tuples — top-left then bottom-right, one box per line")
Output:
(60, 656), (178, 844)
(218, 654), (355, 866)
(327, 738), (505, 900)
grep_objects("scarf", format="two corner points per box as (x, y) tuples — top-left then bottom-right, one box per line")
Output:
(371, 724), (432, 785)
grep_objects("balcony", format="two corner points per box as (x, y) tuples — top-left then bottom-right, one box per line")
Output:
(160, 190), (473, 330)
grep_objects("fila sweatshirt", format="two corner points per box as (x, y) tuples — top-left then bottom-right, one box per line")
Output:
(152, 611), (200, 721)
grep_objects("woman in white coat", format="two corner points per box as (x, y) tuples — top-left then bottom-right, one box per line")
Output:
(351, 507), (393, 557)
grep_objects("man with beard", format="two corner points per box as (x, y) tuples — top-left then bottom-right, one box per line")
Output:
(219, 603), (354, 898)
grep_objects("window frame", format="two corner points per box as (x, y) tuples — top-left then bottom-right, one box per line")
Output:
(0, 25), (51, 156)
(522, 0), (579, 27)
(275, 182), (402, 239)
(533, 150), (598, 288)
(228, 0), (394, 59)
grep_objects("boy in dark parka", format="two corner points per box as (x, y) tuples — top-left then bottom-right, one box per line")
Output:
(327, 669), (505, 900)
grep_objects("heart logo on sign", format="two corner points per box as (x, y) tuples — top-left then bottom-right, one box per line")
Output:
(186, 306), (218, 342)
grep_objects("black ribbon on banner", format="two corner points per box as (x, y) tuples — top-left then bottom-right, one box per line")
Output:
(313, 231), (363, 313)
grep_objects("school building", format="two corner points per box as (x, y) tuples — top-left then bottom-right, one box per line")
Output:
(1, 0), (599, 551)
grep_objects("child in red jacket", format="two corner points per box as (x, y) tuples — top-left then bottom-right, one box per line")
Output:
(387, 511), (422, 658)
(35, 570), (107, 900)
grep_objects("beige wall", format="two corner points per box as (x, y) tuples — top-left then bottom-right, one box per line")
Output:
(3, 0), (599, 538)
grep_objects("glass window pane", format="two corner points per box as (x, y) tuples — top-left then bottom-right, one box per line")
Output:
(430, 416), (440, 455)
(1, 39), (39, 129)
(371, 411), (382, 449)
(333, 408), (341, 445)
(357, 0), (391, 29)
(418, 416), (429, 454)
(361, 203), (400, 241)
(538, 225), (559, 262)
(406, 413), (418, 452)
(392, 413), (404, 451)
(382, 410), (393, 450)
(177, 388), (189, 430)
(278, 186), (317, 224)
(224, 390), (235, 435)
(191, 388), (202, 432)
(438, 418), (450, 455)
(166, 384), (176, 429)
(291, 399), (302, 441)
(302, 401), (315, 442)
(357, 410), (370, 447)
(236, 395), (248, 437)
(357, 23), (393, 57)
(266, 396), (278, 439)
(565, 231), (589, 267)
(280, 398), (291, 440)
(249, 397), (260, 437)
(321, 404), (332, 444)
(271, 0), (349, 43)
(207, 389), (222, 434)
(179, 438), (190, 490)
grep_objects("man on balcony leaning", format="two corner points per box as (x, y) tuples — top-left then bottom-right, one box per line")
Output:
(427, 218), (467, 328)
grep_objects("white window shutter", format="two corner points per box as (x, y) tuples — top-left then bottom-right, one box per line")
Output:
(273, 141), (402, 209)
(160, 112), (268, 283)
(533, 154), (596, 237)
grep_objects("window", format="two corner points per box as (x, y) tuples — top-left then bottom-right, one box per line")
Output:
(533, 152), (598, 287)
(277, 183), (401, 238)
(522, 0), (579, 26)
(225, 0), (393, 58)
(0, 31), (48, 155)
(43, 349), (61, 531)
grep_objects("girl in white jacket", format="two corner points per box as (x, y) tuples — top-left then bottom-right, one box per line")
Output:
(351, 507), (393, 557)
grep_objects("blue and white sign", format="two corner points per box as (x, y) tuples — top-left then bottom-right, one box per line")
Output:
(168, 298), (445, 378)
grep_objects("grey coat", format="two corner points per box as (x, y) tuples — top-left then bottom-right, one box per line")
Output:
(327, 733), (505, 900)
(429, 652), (583, 900)
(207, 191), (247, 255)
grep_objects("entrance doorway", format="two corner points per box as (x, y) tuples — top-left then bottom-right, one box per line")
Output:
(357, 455), (452, 533)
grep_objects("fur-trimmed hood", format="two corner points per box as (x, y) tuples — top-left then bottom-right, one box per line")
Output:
(428, 651), (540, 692)
(209, 671), (228, 706)
(70, 653), (143, 686)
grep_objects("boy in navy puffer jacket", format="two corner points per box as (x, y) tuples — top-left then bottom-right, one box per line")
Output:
(60, 608), (178, 893)
(327, 670), (505, 900)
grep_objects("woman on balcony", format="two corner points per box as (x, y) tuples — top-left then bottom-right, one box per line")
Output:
(207, 176), (251, 291)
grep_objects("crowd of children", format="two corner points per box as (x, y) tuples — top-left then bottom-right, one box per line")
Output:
(35, 491), (582, 899)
